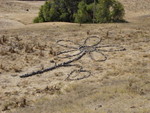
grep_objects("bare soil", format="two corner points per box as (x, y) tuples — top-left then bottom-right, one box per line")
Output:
(0, 0), (150, 113)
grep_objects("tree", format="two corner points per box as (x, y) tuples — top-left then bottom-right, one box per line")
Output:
(95, 0), (125, 23)
(33, 1), (51, 23)
(110, 1), (125, 22)
(74, 1), (90, 26)
(33, 0), (125, 23)
(48, 2), (60, 21)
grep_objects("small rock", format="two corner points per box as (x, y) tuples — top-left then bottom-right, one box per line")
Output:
(130, 106), (136, 108)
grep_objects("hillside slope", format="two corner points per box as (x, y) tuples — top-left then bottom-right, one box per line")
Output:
(0, 0), (150, 113)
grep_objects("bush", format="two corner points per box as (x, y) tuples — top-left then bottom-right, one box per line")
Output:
(111, 1), (125, 22)
(74, 1), (91, 25)
(33, 0), (125, 23)
(95, 0), (125, 23)
(33, 17), (43, 23)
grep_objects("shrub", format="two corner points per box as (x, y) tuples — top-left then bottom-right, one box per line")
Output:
(74, 1), (91, 25)
(33, 0), (125, 23)
(111, 1), (125, 22)
(95, 0), (125, 23)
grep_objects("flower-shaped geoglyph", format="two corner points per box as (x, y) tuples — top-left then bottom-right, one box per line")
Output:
(19, 36), (125, 80)
(56, 36), (125, 80)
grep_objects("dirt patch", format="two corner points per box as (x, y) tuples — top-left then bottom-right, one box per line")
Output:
(0, 0), (44, 25)
(0, 18), (24, 29)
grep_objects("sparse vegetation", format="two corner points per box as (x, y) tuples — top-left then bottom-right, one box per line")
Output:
(0, 0), (150, 112)
(34, 0), (125, 24)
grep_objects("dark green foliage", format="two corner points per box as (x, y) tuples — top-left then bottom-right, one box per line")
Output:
(74, 1), (91, 25)
(33, 17), (44, 23)
(33, 1), (51, 23)
(96, 0), (112, 23)
(84, 0), (98, 4)
(33, 0), (125, 23)
(95, 0), (125, 23)
(111, 1), (125, 22)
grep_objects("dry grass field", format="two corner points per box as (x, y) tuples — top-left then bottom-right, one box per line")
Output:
(0, 0), (150, 113)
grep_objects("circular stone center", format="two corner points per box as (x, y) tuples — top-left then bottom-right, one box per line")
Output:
(79, 46), (96, 52)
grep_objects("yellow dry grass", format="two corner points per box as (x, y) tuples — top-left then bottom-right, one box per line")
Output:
(0, 0), (150, 113)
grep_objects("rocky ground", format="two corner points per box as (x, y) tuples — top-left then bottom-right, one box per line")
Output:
(0, 0), (150, 113)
